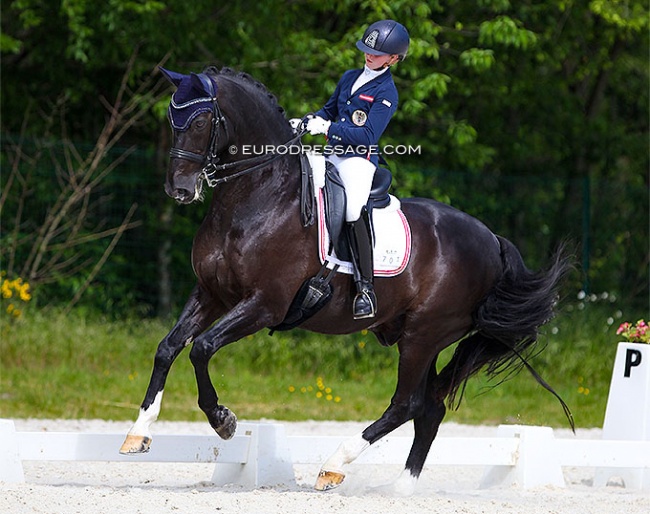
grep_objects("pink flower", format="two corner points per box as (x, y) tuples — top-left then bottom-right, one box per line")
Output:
(617, 320), (650, 344)
(616, 322), (630, 335)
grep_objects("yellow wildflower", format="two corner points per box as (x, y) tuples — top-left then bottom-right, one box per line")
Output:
(1, 281), (11, 298)
(19, 284), (31, 301)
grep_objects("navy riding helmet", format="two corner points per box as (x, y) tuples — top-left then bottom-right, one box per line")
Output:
(356, 20), (410, 61)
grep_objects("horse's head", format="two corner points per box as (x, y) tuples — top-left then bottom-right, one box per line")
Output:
(160, 67), (225, 204)
(160, 66), (296, 205)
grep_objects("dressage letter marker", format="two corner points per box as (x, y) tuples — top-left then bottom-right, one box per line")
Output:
(596, 342), (650, 489)
(624, 349), (642, 377)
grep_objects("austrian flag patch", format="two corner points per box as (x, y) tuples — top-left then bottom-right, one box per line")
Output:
(359, 94), (374, 102)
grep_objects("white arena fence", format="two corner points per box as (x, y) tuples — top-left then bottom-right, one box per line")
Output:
(1, 419), (648, 490)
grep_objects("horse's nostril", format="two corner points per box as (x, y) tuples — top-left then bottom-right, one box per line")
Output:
(177, 189), (193, 202)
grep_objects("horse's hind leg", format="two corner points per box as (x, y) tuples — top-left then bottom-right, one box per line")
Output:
(120, 285), (222, 454)
(394, 362), (447, 495)
(315, 337), (436, 491)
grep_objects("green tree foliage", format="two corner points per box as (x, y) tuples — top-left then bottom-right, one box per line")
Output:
(2, 0), (647, 314)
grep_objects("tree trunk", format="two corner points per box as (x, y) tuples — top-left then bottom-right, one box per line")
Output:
(156, 124), (173, 318)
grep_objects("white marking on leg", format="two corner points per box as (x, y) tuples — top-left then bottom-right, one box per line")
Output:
(393, 468), (418, 496)
(127, 390), (164, 438)
(321, 432), (370, 473)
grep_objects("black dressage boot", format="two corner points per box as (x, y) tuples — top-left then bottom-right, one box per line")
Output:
(347, 209), (377, 319)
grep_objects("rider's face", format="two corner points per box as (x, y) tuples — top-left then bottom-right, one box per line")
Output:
(364, 53), (398, 70)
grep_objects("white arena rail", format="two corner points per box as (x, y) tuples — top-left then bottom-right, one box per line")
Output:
(1, 419), (648, 490)
(0, 420), (295, 488)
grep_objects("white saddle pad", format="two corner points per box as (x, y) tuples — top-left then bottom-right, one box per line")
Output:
(308, 153), (412, 277)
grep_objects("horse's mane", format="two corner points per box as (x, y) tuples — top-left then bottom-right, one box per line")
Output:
(203, 66), (286, 118)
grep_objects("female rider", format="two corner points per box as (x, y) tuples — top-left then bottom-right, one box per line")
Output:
(294, 19), (410, 319)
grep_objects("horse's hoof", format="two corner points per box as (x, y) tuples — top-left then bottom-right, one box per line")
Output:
(211, 407), (237, 440)
(314, 470), (345, 491)
(119, 434), (152, 454)
(392, 470), (418, 497)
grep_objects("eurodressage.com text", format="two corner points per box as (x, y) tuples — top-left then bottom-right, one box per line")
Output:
(228, 144), (422, 157)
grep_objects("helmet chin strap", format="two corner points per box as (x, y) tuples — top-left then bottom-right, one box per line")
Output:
(381, 56), (399, 69)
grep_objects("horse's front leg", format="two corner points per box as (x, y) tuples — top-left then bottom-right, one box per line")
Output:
(189, 293), (276, 440)
(120, 285), (223, 454)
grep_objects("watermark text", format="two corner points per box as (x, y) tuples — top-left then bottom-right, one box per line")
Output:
(228, 144), (421, 157)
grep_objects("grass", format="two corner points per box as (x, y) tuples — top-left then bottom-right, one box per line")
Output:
(0, 299), (643, 429)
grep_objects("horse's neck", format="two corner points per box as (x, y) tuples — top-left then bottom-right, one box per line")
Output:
(211, 76), (300, 217)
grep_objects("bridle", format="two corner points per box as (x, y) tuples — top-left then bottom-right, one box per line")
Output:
(168, 91), (229, 187)
(168, 86), (306, 188)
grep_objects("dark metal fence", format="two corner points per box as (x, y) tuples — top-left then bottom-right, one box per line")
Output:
(2, 139), (647, 316)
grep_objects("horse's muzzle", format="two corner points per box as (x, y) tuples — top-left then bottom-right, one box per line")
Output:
(165, 180), (201, 204)
(164, 165), (206, 203)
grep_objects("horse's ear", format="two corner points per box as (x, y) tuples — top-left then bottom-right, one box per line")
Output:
(159, 67), (185, 87)
(190, 72), (217, 98)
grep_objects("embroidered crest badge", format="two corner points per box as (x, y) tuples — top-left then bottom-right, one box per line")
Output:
(364, 30), (379, 49)
(352, 110), (368, 126)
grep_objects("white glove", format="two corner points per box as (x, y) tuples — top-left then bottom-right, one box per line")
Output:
(306, 116), (331, 136)
(289, 115), (315, 133)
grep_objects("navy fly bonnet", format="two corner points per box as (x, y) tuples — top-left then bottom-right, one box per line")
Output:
(160, 67), (218, 131)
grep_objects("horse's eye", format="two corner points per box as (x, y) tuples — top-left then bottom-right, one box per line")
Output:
(194, 119), (207, 129)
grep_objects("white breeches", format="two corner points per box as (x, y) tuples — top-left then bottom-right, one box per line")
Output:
(327, 155), (376, 222)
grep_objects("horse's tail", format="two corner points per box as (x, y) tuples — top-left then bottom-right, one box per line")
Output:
(437, 236), (575, 430)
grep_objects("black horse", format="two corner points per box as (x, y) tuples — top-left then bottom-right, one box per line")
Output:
(120, 66), (572, 493)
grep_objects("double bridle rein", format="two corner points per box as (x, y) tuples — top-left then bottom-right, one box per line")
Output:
(168, 91), (306, 188)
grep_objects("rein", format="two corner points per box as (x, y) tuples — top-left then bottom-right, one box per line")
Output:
(202, 131), (306, 187)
